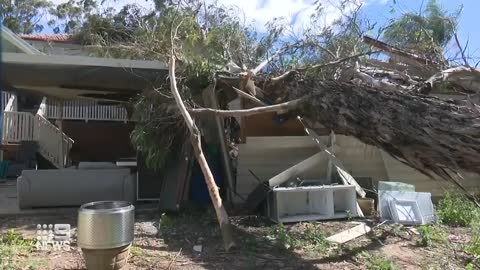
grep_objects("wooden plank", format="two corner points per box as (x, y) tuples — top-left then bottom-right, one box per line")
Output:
(336, 165), (367, 198)
(268, 152), (329, 187)
(301, 125), (367, 198)
(326, 223), (371, 244)
(245, 136), (317, 149)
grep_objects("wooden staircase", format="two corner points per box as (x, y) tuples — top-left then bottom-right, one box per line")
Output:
(2, 95), (73, 168)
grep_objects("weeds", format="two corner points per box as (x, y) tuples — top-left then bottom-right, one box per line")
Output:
(271, 223), (300, 249)
(437, 192), (479, 227)
(130, 245), (143, 257)
(159, 213), (175, 233)
(0, 245), (14, 270)
(361, 252), (397, 270)
(0, 230), (35, 270)
(465, 222), (480, 256)
(302, 224), (330, 252)
(270, 223), (329, 252)
(416, 225), (447, 247)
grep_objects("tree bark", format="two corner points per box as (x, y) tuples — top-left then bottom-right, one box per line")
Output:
(168, 52), (234, 251)
(197, 78), (480, 185)
(288, 80), (480, 180)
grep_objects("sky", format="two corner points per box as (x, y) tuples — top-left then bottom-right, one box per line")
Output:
(47, 0), (480, 60)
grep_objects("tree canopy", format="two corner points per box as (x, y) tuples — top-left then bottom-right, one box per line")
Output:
(383, 0), (461, 55)
(1, 0), (52, 34)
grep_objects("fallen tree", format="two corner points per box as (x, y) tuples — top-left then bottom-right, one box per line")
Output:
(194, 76), (480, 179)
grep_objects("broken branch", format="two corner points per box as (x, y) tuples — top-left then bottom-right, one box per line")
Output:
(231, 86), (267, 106)
(190, 98), (304, 117)
(168, 21), (234, 251)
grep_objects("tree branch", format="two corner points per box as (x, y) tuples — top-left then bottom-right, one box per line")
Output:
(454, 33), (471, 68)
(231, 86), (267, 106)
(190, 98), (305, 117)
(168, 19), (234, 251)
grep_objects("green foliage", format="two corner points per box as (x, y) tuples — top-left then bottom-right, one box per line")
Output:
(0, 0), (53, 34)
(465, 221), (480, 256)
(466, 236), (480, 257)
(130, 245), (143, 257)
(362, 252), (397, 270)
(416, 225), (446, 247)
(0, 230), (33, 250)
(271, 223), (299, 249)
(159, 213), (175, 233)
(384, 0), (461, 54)
(437, 191), (479, 227)
(48, 0), (98, 33)
(0, 230), (35, 270)
(270, 223), (329, 252)
(130, 91), (186, 170)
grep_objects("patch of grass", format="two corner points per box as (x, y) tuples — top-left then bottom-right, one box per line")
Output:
(0, 245), (15, 270)
(302, 223), (330, 252)
(361, 252), (397, 270)
(159, 213), (176, 233)
(465, 221), (480, 257)
(270, 223), (300, 249)
(270, 223), (329, 252)
(130, 245), (143, 257)
(23, 258), (48, 270)
(437, 192), (479, 227)
(0, 230), (35, 270)
(416, 225), (447, 247)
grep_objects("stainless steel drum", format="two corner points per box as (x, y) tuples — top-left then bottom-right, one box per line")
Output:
(77, 201), (135, 249)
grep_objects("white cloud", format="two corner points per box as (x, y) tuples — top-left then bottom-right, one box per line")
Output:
(215, 0), (363, 32)
(49, 0), (362, 33)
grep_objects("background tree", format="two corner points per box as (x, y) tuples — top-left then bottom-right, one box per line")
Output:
(0, 0), (52, 34)
(383, 0), (461, 56)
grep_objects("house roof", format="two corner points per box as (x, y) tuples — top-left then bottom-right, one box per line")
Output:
(1, 52), (168, 102)
(1, 26), (168, 102)
(18, 34), (77, 44)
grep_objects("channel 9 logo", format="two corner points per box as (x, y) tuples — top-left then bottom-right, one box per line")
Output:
(35, 224), (71, 251)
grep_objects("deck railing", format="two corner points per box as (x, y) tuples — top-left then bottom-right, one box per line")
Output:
(33, 113), (74, 168)
(2, 111), (35, 143)
(46, 98), (128, 122)
(2, 95), (74, 168)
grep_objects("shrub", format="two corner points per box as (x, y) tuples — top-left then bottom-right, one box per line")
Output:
(466, 223), (480, 256)
(271, 223), (299, 249)
(302, 224), (330, 252)
(437, 192), (479, 227)
(270, 223), (329, 251)
(416, 225), (446, 247)
(362, 252), (397, 270)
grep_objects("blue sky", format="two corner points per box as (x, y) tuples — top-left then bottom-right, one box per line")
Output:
(363, 0), (480, 62)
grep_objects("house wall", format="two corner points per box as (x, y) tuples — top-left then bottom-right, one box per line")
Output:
(380, 151), (480, 199)
(61, 120), (135, 162)
(234, 135), (480, 204)
(23, 40), (89, 56)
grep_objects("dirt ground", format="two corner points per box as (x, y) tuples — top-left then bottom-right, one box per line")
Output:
(0, 208), (477, 270)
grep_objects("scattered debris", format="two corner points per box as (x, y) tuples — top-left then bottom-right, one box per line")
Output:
(267, 185), (358, 223)
(326, 222), (372, 244)
(193, 245), (203, 253)
(378, 181), (435, 225)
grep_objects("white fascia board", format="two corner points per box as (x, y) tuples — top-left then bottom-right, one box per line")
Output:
(1, 27), (42, 54)
(2, 52), (168, 70)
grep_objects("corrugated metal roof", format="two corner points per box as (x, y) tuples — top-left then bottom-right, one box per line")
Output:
(18, 34), (77, 43)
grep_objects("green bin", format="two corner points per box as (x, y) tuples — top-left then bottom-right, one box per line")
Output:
(0, 161), (10, 182)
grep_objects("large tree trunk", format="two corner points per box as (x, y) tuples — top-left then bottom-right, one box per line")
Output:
(288, 80), (480, 181)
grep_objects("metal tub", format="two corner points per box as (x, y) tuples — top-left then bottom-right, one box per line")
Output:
(77, 201), (135, 250)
